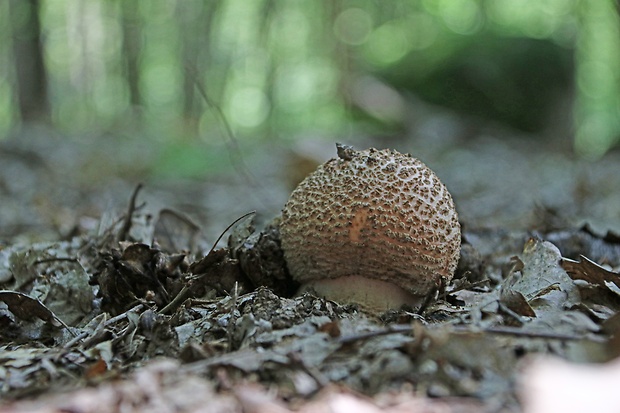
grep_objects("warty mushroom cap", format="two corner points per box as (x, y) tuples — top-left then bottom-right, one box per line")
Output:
(280, 145), (461, 310)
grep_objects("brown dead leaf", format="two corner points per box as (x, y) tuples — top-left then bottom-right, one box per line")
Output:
(228, 215), (294, 296)
(500, 288), (536, 318)
(601, 311), (620, 336)
(561, 255), (620, 289)
(510, 238), (580, 310)
(188, 248), (249, 298)
(84, 358), (107, 380)
(318, 321), (341, 338)
(0, 291), (62, 327)
(153, 208), (200, 253)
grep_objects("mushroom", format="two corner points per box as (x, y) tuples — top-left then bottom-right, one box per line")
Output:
(280, 145), (461, 310)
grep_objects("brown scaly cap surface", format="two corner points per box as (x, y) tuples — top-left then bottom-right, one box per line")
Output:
(280, 146), (461, 303)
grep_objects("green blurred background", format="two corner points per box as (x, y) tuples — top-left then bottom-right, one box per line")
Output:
(2, 0), (620, 164)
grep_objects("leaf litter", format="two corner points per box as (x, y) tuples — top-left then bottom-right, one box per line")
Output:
(2, 187), (620, 412)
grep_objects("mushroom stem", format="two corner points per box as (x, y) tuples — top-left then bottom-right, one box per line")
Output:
(300, 275), (423, 311)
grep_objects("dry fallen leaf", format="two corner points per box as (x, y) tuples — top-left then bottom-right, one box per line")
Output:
(561, 255), (620, 290)
(0, 291), (62, 327)
(511, 238), (580, 310)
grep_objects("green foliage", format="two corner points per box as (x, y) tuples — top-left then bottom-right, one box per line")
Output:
(1, 0), (619, 157)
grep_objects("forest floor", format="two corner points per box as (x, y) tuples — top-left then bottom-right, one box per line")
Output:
(2, 114), (620, 413)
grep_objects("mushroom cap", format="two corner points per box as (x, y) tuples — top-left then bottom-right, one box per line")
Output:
(280, 146), (461, 303)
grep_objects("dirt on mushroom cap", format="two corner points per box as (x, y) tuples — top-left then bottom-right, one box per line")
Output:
(280, 147), (461, 299)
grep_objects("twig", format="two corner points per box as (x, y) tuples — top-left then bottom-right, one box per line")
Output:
(460, 325), (602, 341)
(32, 257), (79, 265)
(63, 304), (144, 348)
(159, 211), (255, 315)
(226, 282), (240, 351)
(159, 284), (192, 315)
(117, 183), (143, 242)
(443, 279), (490, 298)
(337, 324), (414, 344)
(206, 210), (255, 256)
(187, 65), (269, 209)
(336, 323), (598, 345)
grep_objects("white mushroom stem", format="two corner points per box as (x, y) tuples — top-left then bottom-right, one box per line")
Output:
(299, 275), (424, 311)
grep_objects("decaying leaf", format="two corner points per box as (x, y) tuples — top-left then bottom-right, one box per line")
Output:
(153, 208), (200, 253)
(188, 247), (249, 299)
(561, 255), (620, 289)
(500, 288), (536, 319)
(0, 291), (62, 327)
(512, 238), (580, 309)
(94, 242), (188, 314)
(560, 255), (620, 318)
(228, 215), (295, 296)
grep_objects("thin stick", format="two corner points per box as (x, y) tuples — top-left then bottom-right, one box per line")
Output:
(159, 211), (255, 315)
(336, 323), (598, 345)
(206, 210), (255, 256)
(226, 282), (240, 352)
(63, 304), (144, 348)
(187, 65), (269, 209)
(118, 183), (144, 241)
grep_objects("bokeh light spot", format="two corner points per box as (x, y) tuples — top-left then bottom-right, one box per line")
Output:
(366, 22), (410, 66)
(334, 8), (373, 45)
(439, 0), (482, 35)
(228, 87), (270, 128)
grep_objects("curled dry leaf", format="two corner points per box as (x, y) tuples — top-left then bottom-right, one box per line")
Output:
(0, 291), (62, 327)
(509, 238), (580, 310)
(228, 215), (294, 297)
(561, 255), (620, 290)
(153, 208), (200, 253)
(94, 242), (188, 315)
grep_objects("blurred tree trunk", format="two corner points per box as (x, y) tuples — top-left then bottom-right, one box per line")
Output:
(121, 0), (142, 110)
(574, 0), (620, 157)
(178, 2), (216, 135)
(8, 0), (49, 123)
